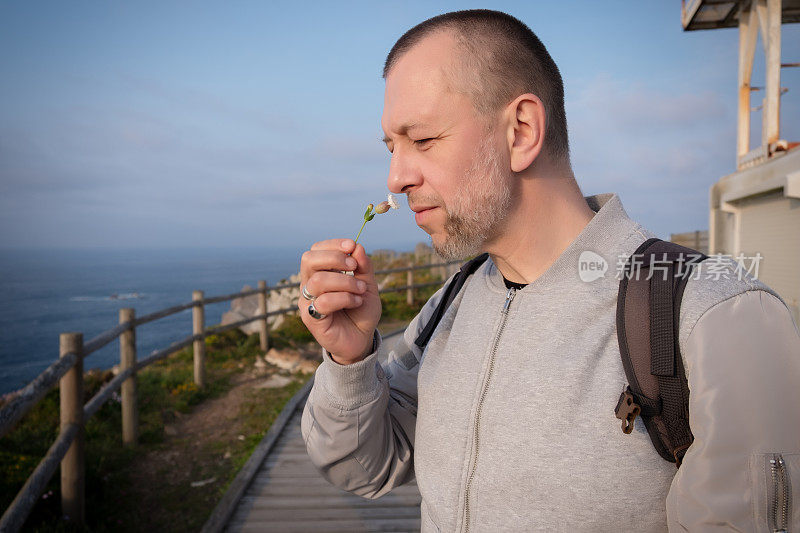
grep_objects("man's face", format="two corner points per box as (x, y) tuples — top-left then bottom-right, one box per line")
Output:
(381, 32), (513, 259)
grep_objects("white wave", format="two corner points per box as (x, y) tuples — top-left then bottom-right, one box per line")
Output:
(69, 292), (144, 302)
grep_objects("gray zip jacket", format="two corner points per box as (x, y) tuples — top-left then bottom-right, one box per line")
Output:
(301, 193), (800, 532)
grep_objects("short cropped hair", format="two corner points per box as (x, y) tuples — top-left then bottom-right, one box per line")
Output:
(383, 9), (570, 164)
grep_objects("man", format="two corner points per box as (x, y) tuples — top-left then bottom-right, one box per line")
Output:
(297, 9), (800, 532)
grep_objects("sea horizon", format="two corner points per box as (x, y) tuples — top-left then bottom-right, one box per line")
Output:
(0, 245), (313, 395)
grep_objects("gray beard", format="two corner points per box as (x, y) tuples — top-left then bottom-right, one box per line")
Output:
(432, 135), (513, 261)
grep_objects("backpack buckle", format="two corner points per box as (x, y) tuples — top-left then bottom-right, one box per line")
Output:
(673, 443), (691, 468)
(615, 389), (641, 434)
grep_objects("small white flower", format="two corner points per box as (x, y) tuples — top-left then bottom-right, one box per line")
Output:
(354, 195), (400, 246)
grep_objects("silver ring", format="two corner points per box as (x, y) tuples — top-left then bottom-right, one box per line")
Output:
(308, 302), (327, 320)
(301, 284), (316, 301)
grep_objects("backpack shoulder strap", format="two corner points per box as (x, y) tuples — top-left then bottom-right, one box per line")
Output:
(615, 237), (708, 466)
(414, 253), (490, 349)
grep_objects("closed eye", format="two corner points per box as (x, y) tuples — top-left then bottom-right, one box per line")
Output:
(413, 138), (435, 146)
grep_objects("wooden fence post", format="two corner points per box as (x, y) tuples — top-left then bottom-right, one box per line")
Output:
(407, 265), (414, 306)
(59, 332), (84, 525)
(193, 290), (206, 387)
(257, 280), (269, 352)
(119, 308), (138, 446)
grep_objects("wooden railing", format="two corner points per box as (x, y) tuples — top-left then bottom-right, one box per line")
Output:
(0, 258), (460, 532)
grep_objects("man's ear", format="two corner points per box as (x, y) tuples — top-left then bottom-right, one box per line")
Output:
(504, 93), (545, 173)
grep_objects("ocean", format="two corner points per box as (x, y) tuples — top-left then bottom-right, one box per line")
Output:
(0, 247), (305, 395)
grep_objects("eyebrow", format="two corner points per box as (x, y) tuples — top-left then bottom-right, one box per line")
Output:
(381, 122), (428, 144)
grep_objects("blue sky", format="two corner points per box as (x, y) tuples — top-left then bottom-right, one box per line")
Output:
(1, 1), (798, 252)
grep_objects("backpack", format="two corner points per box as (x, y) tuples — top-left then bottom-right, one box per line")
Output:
(413, 237), (708, 467)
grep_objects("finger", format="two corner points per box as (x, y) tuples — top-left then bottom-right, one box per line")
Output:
(306, 271), (367, 299)
(312, 291), (364, 315)
(349, 244), (374, 277)
(310, 239), (356, 253)
(301, 249), (358, 281)
(299, 297), (330, 326)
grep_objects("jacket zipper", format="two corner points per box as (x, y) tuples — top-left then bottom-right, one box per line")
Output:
(769, 454), (791, 532)
(462, 287), (516, 533)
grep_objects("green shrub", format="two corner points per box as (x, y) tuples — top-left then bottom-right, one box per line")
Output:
(270, 314), (315, 349)
(0, 327), (281, 531)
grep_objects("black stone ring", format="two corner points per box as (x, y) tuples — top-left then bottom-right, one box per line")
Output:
(308, 302), (326, 320)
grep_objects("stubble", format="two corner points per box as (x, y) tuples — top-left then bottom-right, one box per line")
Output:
(433, 132), (513, 260)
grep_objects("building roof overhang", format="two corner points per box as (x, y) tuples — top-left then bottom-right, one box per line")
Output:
(682, 0), (800, 31)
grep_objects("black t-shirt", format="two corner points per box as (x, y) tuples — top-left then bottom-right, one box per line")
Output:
(503, 276), (527, 291)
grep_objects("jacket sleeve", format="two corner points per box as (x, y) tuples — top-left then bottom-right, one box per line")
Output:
(300, 280), (453, 499)
(666, 289), (800, 531)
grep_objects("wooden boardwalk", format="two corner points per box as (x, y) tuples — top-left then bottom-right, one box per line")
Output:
(218, 331), (422, 533)
(224, 406), (422, 532)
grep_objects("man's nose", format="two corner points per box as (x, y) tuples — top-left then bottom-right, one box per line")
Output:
(387, 149), (422, 194)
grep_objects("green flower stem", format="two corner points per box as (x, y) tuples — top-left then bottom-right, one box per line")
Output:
(353, 219), (368, 247)
(353, 203), (374, 248)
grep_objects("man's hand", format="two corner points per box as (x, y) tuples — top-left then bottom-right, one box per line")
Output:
(298, 239), (381, 364)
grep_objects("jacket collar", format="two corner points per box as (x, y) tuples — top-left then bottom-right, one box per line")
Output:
(483, 192), (652, 294)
